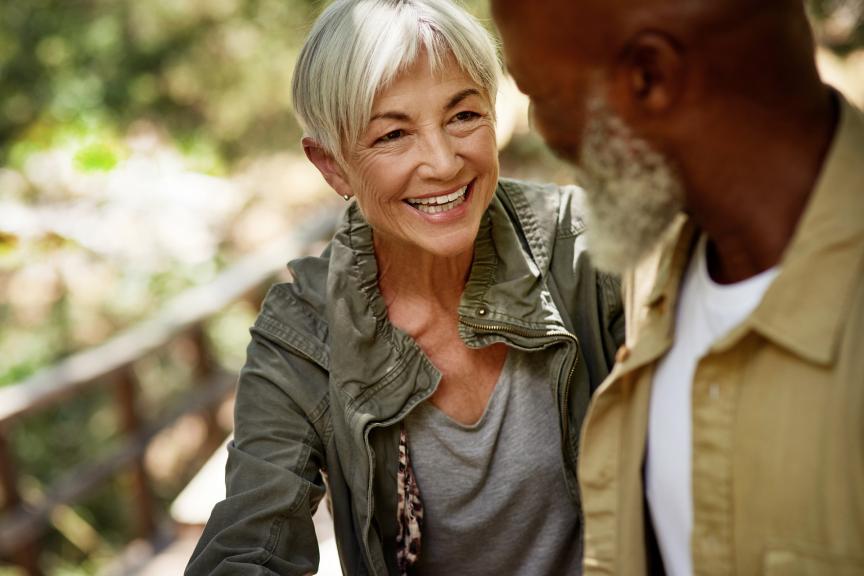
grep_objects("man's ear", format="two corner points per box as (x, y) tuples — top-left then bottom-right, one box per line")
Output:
(302, 137), (353, 199)
(613, 31), (685, 116)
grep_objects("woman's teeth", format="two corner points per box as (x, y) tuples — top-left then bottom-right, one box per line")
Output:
(406, 185), (468, 214)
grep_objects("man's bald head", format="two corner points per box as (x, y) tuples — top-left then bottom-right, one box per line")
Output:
(492, 0), (829, 273)
(492, 0), (822, 186)
(492, 0), (808, 43)
(492, 0), (815, 88)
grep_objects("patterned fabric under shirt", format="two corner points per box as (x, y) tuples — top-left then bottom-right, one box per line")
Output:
(396, 425), (423, 575)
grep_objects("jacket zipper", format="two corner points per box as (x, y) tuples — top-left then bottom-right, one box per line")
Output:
(458, 318), (581, 488)
(362, 383), (437, 575)
(359, 320), (580, 573)
(277, 339), (390, 573)
(280, 334), (430, 574)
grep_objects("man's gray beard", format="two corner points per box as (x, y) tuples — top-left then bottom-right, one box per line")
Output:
(573, 98), (685, 274)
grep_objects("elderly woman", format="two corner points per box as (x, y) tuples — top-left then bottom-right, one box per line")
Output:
(187, 0), (622, 574)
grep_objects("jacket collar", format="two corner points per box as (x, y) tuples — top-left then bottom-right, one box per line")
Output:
(325, 182), (569, 424)
(624, 95), (864, 371)
(459, 181), (572, 341)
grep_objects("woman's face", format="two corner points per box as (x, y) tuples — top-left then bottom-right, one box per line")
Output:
(344, 53), (498, 259)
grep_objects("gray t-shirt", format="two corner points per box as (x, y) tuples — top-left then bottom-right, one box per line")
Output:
(405, 349), (582, 575)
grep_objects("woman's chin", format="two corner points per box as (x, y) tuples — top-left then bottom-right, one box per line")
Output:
(412, 228), (481, 260)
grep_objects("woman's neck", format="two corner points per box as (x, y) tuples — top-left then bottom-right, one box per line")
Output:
(374, 234), (473, 334)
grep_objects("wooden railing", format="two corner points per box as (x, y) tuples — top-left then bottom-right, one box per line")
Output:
(0, 209), (338, 575)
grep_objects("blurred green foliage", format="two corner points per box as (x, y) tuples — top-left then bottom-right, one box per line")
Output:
(0, 0), (500, 169)
(0, 0), (324, 167)
(0, 0), (858, 168)
(0, 0), (860, 574)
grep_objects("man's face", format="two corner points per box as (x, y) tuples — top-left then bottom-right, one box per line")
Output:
(492, 0), (685, 273)
(492, 0), (594, 162)
(574, 96), (685, 273)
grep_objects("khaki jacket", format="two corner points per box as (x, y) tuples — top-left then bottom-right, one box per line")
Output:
(187, 178), (624, 575)
(578, 97), (864, 576)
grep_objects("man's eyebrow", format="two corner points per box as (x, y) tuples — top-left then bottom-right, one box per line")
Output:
(444, 88), (481, 111)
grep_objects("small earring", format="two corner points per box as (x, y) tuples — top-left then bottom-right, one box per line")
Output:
(342, 194), (351, 201)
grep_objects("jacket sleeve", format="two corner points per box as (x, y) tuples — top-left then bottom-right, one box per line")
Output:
(185, 329), (329, 575)
(547, 182), (625, 382)
(596, 270), (625, 369)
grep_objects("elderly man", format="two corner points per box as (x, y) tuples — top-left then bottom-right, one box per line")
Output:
(492, 0), (864, 575)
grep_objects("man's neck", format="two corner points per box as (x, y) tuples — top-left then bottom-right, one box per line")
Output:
(686, 90), (838, 284)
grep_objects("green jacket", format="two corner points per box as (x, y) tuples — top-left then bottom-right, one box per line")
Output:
(186, 178), (624, 575)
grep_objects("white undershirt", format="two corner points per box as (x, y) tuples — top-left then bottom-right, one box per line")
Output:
(645, 235), (779, 576)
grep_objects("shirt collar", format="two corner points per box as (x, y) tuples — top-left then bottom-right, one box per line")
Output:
(620, 216), (697, 371)
(746, 95), (864, 365)
(631, 95), (864, 369)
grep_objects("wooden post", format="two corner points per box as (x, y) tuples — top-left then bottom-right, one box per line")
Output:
(191, 325), (223, 455)
(0, 427), (42, 576)
(114, 369), (156, 540)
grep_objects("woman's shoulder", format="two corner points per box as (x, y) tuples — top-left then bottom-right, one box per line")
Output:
(252, 246), (333, 371)
(495, 177), (590, 273)
(497, 177), (588, 239)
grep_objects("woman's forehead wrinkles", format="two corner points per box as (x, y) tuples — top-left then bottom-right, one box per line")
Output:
(370, 67), (483, 119)
(370, 111), (412, 123)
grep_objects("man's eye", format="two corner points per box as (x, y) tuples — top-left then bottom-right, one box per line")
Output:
(376, 129), (404, 143)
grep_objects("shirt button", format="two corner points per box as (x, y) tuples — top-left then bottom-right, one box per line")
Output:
(597, 465), (613, 484)
(709, 382), (720, 400)
(615, 345), (630, 363)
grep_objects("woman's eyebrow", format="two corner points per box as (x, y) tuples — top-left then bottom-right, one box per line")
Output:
(369, 111), (412, 122)
(369, 88), (481, 123)
(444, 88), (481, 111)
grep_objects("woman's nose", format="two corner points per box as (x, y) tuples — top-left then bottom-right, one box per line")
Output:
(417, 130), (463, 181)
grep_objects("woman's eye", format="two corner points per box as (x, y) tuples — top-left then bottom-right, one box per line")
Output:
(453, 110), (480, 122)
(376, 129), (404, 143)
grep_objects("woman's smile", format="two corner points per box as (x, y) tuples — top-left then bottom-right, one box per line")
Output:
(404, 180), (472, 215)
(340, 52), (498, 259)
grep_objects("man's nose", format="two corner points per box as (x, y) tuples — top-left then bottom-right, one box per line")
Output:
(529, 102), (582, 162)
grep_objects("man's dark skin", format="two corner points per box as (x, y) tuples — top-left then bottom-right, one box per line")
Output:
(491, 0), (837, 284)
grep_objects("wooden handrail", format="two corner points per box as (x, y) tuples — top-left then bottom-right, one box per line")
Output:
(0, 207), (339, 573)
(0, 369), (235, 554)
(0, 209), (338, 426)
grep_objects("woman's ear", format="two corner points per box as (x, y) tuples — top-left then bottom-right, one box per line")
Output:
(612, 30), (685, 117)
(302, 137), (353, 199)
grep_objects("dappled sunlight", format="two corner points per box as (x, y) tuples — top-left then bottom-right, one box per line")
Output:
(0, 0), (861, 573)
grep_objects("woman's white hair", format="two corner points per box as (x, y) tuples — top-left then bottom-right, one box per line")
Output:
(291, 0), (500, 166)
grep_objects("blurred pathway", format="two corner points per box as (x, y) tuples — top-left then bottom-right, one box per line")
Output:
(106, 438), (343, 576)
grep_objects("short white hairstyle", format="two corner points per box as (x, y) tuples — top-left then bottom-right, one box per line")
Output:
(291, 0), (500, 166)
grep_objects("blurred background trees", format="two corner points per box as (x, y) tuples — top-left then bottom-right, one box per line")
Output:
(1, 0), (862, 167)
(0, 0), (861, 574)
(0, 0), (315, 166)
(1, 0), (862, 169)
